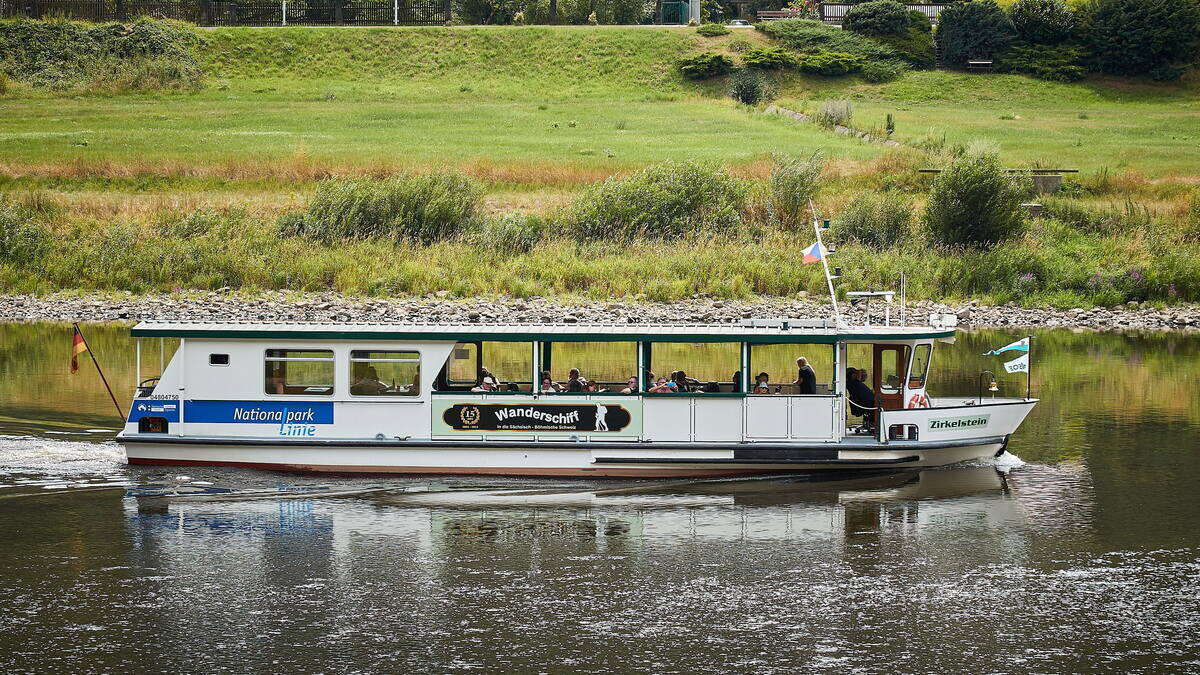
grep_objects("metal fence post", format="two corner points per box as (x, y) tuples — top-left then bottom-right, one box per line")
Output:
(393, 0), (398, 24)
(281, 0), (285, 25)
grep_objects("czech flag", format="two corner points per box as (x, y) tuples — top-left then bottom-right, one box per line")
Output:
(70, 325), (88, 374)
(802, 242), (826, 265)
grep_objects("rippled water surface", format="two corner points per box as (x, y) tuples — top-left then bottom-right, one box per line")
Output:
(1, 323), (1199, 672)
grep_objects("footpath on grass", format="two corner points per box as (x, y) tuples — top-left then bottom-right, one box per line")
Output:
(3, 292), (1199, 331)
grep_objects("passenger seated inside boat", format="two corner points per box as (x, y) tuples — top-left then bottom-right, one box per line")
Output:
(566, 368), (587, 392)
(847, 367), (877, 429)
(649, 377), (676, 393)
(620, 376), (638, 394)
(350, 365), (388, 396)
(471, 370), (500, 393)
(540, 371), (563, 392)
(752, 372), (771, 394)
(267, 368), (285, 395)
(673, 370), (702, 393)
(795, 357), (817, 395)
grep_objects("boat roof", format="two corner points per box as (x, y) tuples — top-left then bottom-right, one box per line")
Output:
(129, 320), (954, 344)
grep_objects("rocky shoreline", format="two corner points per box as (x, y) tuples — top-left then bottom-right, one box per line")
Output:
(3, 292), (1199, 332)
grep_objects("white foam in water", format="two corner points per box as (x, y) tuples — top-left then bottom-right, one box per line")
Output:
(0, 435), (126, 482)
(994, 451), (1026, 473)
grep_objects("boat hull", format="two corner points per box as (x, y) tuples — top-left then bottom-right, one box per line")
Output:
(120, 437), (1007, 478)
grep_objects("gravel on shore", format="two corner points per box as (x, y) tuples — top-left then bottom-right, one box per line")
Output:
(3, 292), (1200, 332)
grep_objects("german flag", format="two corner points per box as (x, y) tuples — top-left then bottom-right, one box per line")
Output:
(70, 324), (88, 374)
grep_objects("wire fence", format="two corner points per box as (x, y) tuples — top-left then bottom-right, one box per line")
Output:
(0, 0), (451, 24)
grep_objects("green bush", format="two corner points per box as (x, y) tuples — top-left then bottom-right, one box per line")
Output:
(812, 99), (853, 127)
(836, 193), (913, 248)
(798, 50), (867, 75)
(728, 37), (752, 52)
(995, 43), (1086, 81)
(860, 59), (906, 81)
(843, 0), (912, 36)
(0, 199), (52, 263)
(566, 160), (746, 241)
(1077, 0), (1200, 79)
(1008, 0), (1075, 45)
(461, 213), (551, 253)
(280, 174), (483, 244)
(934, 0), (1017, 68)
(766, 153), (825, 228)
(697, 22), (731, 36)
(757, 18), (903, 62)
(728, 67), (770, 104)
(0, 17), (201, 91)
(871, 24), (936, 68)
(678, 52), (734, 79)
(742, 46), (798, 69)
(923, 153), (1025, 248)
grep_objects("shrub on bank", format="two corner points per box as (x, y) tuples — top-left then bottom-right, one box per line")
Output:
(697, 22), (731, 36)
(870, 23), (936, 69)
(924, 153), (1025, 248)
(843, 0), (912, 37)
(0, 199), (52, 263)
(765, 153), (825, 229)
(995, 43), (1086, 81)
(756, 18), (902, 62)
(1008, 0), (1075, 45)
(934, 1), (1017, 68)
(798, 50), (867, 75)
(0, 17), (201, 91)
(566, 160), (746, 241)
(742, 46), (798, 69)
(678, 52), (734, 79)
(812, 99), (853, 127)
(836, 194), (913, 248)
(1076, 0), (1200, 80)
(279, 174), (483, 244)
(728, 67), (770, 104)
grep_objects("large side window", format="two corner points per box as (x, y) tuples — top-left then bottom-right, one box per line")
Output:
(350, 351), (420, 397)
(648, 342), (741, 393)
(748, 344), (836, 395)
(908, 344), (932, 389)
(265, 349), (334, 396)
(543, 341), (639, 393)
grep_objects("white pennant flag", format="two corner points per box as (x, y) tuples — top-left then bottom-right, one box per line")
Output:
(1004, 353), (1029, 373)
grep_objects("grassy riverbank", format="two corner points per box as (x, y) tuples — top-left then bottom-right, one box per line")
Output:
(1, 21), (1199, 306)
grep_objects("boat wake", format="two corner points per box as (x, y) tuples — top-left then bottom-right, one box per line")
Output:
(0, 435), (127, 489)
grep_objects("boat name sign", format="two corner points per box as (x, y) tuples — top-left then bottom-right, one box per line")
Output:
(928, 414), (990, 431)
(438, 402), (635, 433)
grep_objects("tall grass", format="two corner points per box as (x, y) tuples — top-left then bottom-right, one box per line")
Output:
(278, 174), (483, 244)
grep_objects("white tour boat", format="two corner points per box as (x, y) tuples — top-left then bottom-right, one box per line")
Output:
(116, 315), (1038, 477)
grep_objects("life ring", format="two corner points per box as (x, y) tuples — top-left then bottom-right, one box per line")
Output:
(906, 393), (930, 409)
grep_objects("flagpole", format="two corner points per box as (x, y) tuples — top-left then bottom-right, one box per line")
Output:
(1026, 334), (1033, 401)
(75, 323), (126, 422)
(809, 200), (842, 326)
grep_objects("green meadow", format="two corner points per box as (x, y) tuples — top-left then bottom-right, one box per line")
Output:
(1, 22), (1199, 306)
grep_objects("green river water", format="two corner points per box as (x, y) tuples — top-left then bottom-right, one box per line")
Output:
(0, 322), (1198, 672)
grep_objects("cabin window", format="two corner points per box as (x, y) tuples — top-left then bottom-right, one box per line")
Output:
(482, 342), (534, 392)
(747, 344), (836, 395)
(209, 353), (229, 366)
(542, 341), (638, 394)
(264, 349), (334, 396)
(648, 342), (741, 393)
(447, 342), (479, 387)
(909, 344), (932, 389)
(350, 351), (420, 397)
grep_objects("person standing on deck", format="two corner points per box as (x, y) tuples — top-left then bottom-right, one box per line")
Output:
(794, 357), (817, 395)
